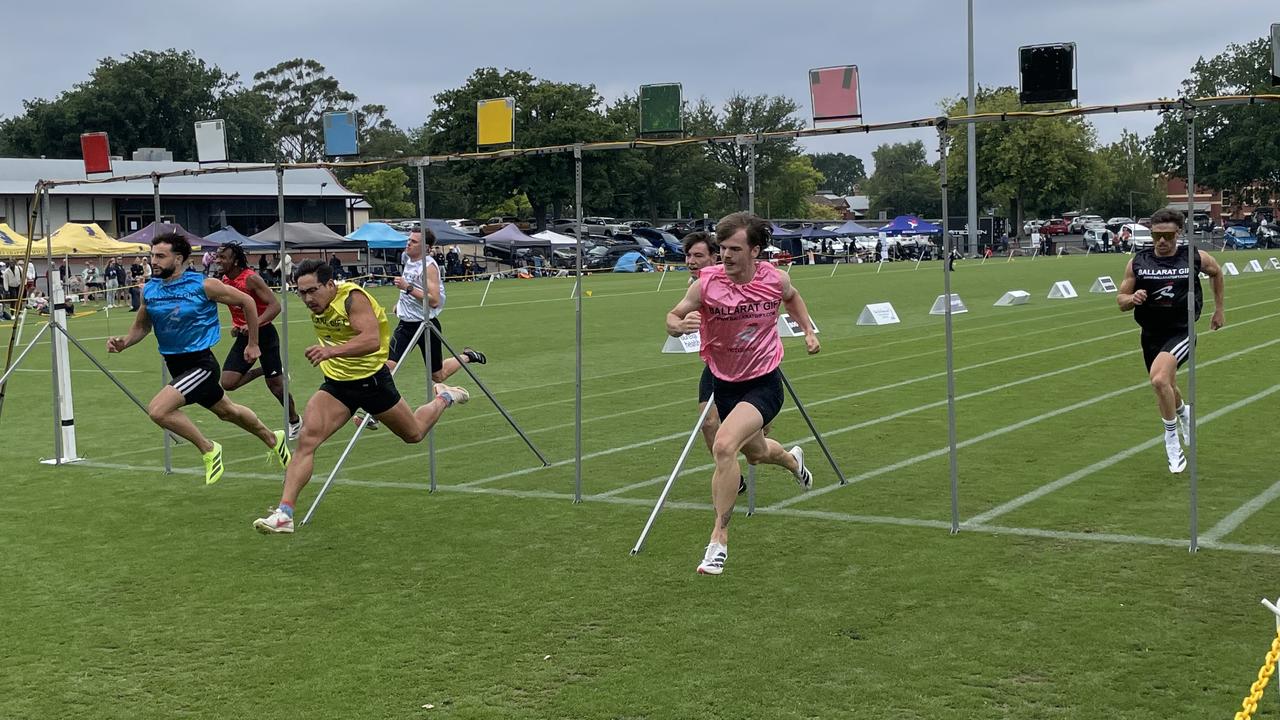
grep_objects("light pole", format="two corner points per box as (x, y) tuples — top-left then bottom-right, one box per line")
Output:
(1128, 190), (1149, 221)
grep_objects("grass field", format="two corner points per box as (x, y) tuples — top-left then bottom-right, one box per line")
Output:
(3, 249), (1280, 719)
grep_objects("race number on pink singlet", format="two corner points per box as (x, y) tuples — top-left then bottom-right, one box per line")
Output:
(698, 262), (784, 382)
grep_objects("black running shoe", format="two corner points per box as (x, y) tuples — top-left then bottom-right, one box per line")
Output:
(738, 474), (747, 495)
(462, 347), (487, 364)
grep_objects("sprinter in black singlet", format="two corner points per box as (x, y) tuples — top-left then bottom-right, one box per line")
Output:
(1116, 208), (1225, 474)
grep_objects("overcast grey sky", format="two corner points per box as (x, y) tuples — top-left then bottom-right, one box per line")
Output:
(2, 0), (1274, 170)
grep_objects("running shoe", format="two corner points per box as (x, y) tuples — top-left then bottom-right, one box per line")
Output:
(287, 420), (302, 441)
(351, 413), (380, 430)
(788, 446), (812, 489)
(253, 507), (294, 534)
(269, 430), (291, 469)
(697, 542), (728, 575)
(738, 473), (747, 496)
(1176, 404), (1192, 447)
(462, 347), (487, 365)
(203, 442), (224, 485)
(1167, 443), (1187, 474)
(435, 383), (470, 406)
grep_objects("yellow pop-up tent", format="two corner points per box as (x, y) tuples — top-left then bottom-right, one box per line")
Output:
(0, 223), (148, 257)
(0, 223), (32, 256)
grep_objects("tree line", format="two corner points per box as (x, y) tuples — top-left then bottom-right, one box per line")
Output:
(1, 39), (1274, 230)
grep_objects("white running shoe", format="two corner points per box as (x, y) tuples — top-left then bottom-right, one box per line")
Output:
(435, 383), (470, 406)
(287, 420), (302, 441)
(1176, 405), (1191, 447)
(697, 542), (727, 575)
(789, 446), (812, 490)
(1166, 444), (1187, 474)
(253, 507), (294, 534)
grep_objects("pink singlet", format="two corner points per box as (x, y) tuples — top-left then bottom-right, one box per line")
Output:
(698, 261), (785, 382)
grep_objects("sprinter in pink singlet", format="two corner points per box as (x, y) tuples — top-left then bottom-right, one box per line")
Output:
(666, 212), (819, 576)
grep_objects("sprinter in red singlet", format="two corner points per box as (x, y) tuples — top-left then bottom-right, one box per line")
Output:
(217, 242), (302, 439)
(666, 212), (820, 576)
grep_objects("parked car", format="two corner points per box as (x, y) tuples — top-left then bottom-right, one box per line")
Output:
(625, 220), (652, 230)
(1040, 218), (1070, 235)
(1106, 217), (1135, 233)
(582, 217), (631, 236)
(1123, 223), (1155, 250)
(1070, 215), (1104, 234)
(631, 227), (684, 258)
(1192, 212), (1216, 234)
(1136, 217), (1151, 228)
(1223, 226), (1259, 249)
(1023, 219), (1046, 235)
(584, 243), (645, 269)
(546, 218), (581, 233)
(481, 217), (532, 235)
(446, 218), (482, 235)
(1083, 228), (1113, 252)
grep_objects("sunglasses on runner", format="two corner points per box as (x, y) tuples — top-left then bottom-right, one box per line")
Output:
(1151, 230), (1178, 241)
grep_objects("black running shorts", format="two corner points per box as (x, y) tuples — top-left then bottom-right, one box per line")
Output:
(319, 366), (402, 417)
(1140, 328), (1193, 372)
(221, 323), (283, 378)
(388, 317), (443, 373)
(697, 364), (714, 405)
(164, 349), (226, 409)
(712, 367), (784, 427)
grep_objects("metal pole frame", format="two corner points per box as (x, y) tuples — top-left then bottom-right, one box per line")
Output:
(1185, 105), (1199, 553)
(939, 124), (961, 534)
(743, 135), (757, 215)
(275, 164), (292, 454)
(40, 188), (66, 465)
(152, 175), (172, 472)
(423, 319), (549, 466)
(965, 0), (979, 259)
(574, 144), (584, 502)
(631, 395), (716, 555)
(301, 317), (433, 525)
(418, 163), (438, 492)
(778, 369), (847, 484)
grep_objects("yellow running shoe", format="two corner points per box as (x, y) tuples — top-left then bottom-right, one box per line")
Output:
(269, 430), (291, 469)
(203, 442), (224, 485)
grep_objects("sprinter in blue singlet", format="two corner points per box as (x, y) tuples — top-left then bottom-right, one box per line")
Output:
(106, 232), (291, 484)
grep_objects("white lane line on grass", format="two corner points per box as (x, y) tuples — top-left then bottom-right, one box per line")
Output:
(593, 346), (1138, 499)
(65, 459), (1280, 557)
(767, 332), (1280, 512)
(965, 381), (1280, 527)
(1195, 479), (1280, 544)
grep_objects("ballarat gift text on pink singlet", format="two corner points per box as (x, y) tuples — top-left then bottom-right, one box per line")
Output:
(698, 262), (785, 382)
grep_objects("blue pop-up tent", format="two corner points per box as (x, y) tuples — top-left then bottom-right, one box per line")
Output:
(346, 222), (408, 249)
(880, 215), (942, 235)
(831, 220), (876, 236)
(769, 224), (802, 239)
(612, 250), (653, 273)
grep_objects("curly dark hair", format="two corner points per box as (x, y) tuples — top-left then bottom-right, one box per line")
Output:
(152, 231), (192, 260)
(219, 241), (248, 269)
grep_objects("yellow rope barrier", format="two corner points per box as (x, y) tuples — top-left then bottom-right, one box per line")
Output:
(1234, 630), (1280, 720)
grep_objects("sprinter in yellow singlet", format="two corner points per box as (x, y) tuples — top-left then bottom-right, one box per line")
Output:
(254, 260), (470, 534)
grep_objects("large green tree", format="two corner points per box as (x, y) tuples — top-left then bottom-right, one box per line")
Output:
(1084, 131), (1165, 220)
(808, 152), (866, 195)
(760, 155), (825, 218)
(0, 49), (274, 162)
(863, 141), (941, 218)
(1149, 37), (1280, 210)
(942, 86), (1095, 232)
(344, 167), (415, 219)
(687, 94), (807, 216)
(252, 59), (388, 162)
(601, 95), (715, 222)
(422, 68), (624, 229)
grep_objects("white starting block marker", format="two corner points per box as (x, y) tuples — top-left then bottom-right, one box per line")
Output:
(1047, 281), (1078, 299)
(994, 290), (1030, 306)
(928, 294), (968, 315)
(1222, 262), (1240, 276)
(1244, 259), (1264, 273)
(857, 302), (900, 326)
(777, 313), (818, 337)
(1090, 276), (1117, 293)
(1269, 257), (1279, 270)
(661, 331), (701, 354)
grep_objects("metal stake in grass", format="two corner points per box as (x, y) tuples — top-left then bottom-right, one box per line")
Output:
(631, 396), (715, 555)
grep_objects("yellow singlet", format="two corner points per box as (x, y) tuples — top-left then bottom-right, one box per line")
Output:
(310, 282), (390, 381)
